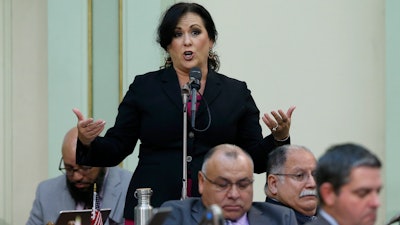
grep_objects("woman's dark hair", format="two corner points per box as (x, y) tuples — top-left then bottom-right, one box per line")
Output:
(157, 2), (220, 71)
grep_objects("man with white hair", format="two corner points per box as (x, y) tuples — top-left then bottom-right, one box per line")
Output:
(265, 144), (318, 225)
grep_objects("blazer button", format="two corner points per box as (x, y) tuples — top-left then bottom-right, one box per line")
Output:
(188, 132), (195, 138)
(186, 156), (192, 162)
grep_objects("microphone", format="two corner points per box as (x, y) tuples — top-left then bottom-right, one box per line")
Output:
(189, 67), (202, 128)
(386, 212), (400, 225)
(198, 204), (224, 225)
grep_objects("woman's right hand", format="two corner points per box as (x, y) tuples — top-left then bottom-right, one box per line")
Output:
(72, 108), (106, 146)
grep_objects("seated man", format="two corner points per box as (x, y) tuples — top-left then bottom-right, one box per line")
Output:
(305, 143), (382, 225)
(161, 144), (297, 225)
(265, 145), (318, 225)
(26, 127), (132, 225)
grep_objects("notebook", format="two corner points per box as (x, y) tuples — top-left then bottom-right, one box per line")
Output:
(54, 208), (111, 225)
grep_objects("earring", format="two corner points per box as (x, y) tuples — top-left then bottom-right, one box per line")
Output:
(208, 49), (214, 59)
(164, 53), (172, 67)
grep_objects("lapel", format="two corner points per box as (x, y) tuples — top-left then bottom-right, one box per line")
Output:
(160, 67), (186, 111)
(247, 205), (263, 225)
(192, 199), (206, 225)
(61, 183), (76, 209)
(101, 168), (121, 218)
(198, 70), (222, 116)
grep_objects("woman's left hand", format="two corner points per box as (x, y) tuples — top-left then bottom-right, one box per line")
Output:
(262, 105), (296, 141)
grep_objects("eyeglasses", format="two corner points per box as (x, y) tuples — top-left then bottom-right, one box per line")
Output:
(273, 171), (316, 183)
(58, 157), (93, 176)
(200, 171), (254, 192)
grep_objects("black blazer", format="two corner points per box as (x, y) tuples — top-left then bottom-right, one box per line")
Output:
(161, 197), (298, 225)
(76, 67), (289, 219)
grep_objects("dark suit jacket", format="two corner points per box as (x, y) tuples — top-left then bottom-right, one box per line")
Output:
(266, 197), (316, 225)
(304, 211), (332, 225)
(160, 197), (298, 225)
(76, 67), (290, 219)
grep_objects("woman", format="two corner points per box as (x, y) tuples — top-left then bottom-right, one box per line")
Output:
(73, 2), (295, 223)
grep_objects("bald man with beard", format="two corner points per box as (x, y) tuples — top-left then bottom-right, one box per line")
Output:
(26, 127), (132, 225)
(265, 145), (318, 225)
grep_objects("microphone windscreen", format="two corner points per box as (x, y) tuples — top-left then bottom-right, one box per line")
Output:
(190, 67), (202, 80)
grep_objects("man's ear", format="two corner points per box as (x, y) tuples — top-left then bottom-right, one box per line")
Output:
(319, 182), (336, 206)
(267, 174), (279, 195)
(198, 172), (204, 194)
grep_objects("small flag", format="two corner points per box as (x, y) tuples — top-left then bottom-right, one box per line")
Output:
(91, 183), (103, 225)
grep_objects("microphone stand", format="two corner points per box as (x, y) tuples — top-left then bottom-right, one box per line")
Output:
(181, 84), (190, 200)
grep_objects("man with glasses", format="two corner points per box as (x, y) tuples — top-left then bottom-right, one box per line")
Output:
(161, 144), (297, 225)
(265, 145), (318, 225)
(26, 127), (132, 225)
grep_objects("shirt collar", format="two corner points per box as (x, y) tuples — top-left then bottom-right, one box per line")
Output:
(319, 208), (339, 225)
